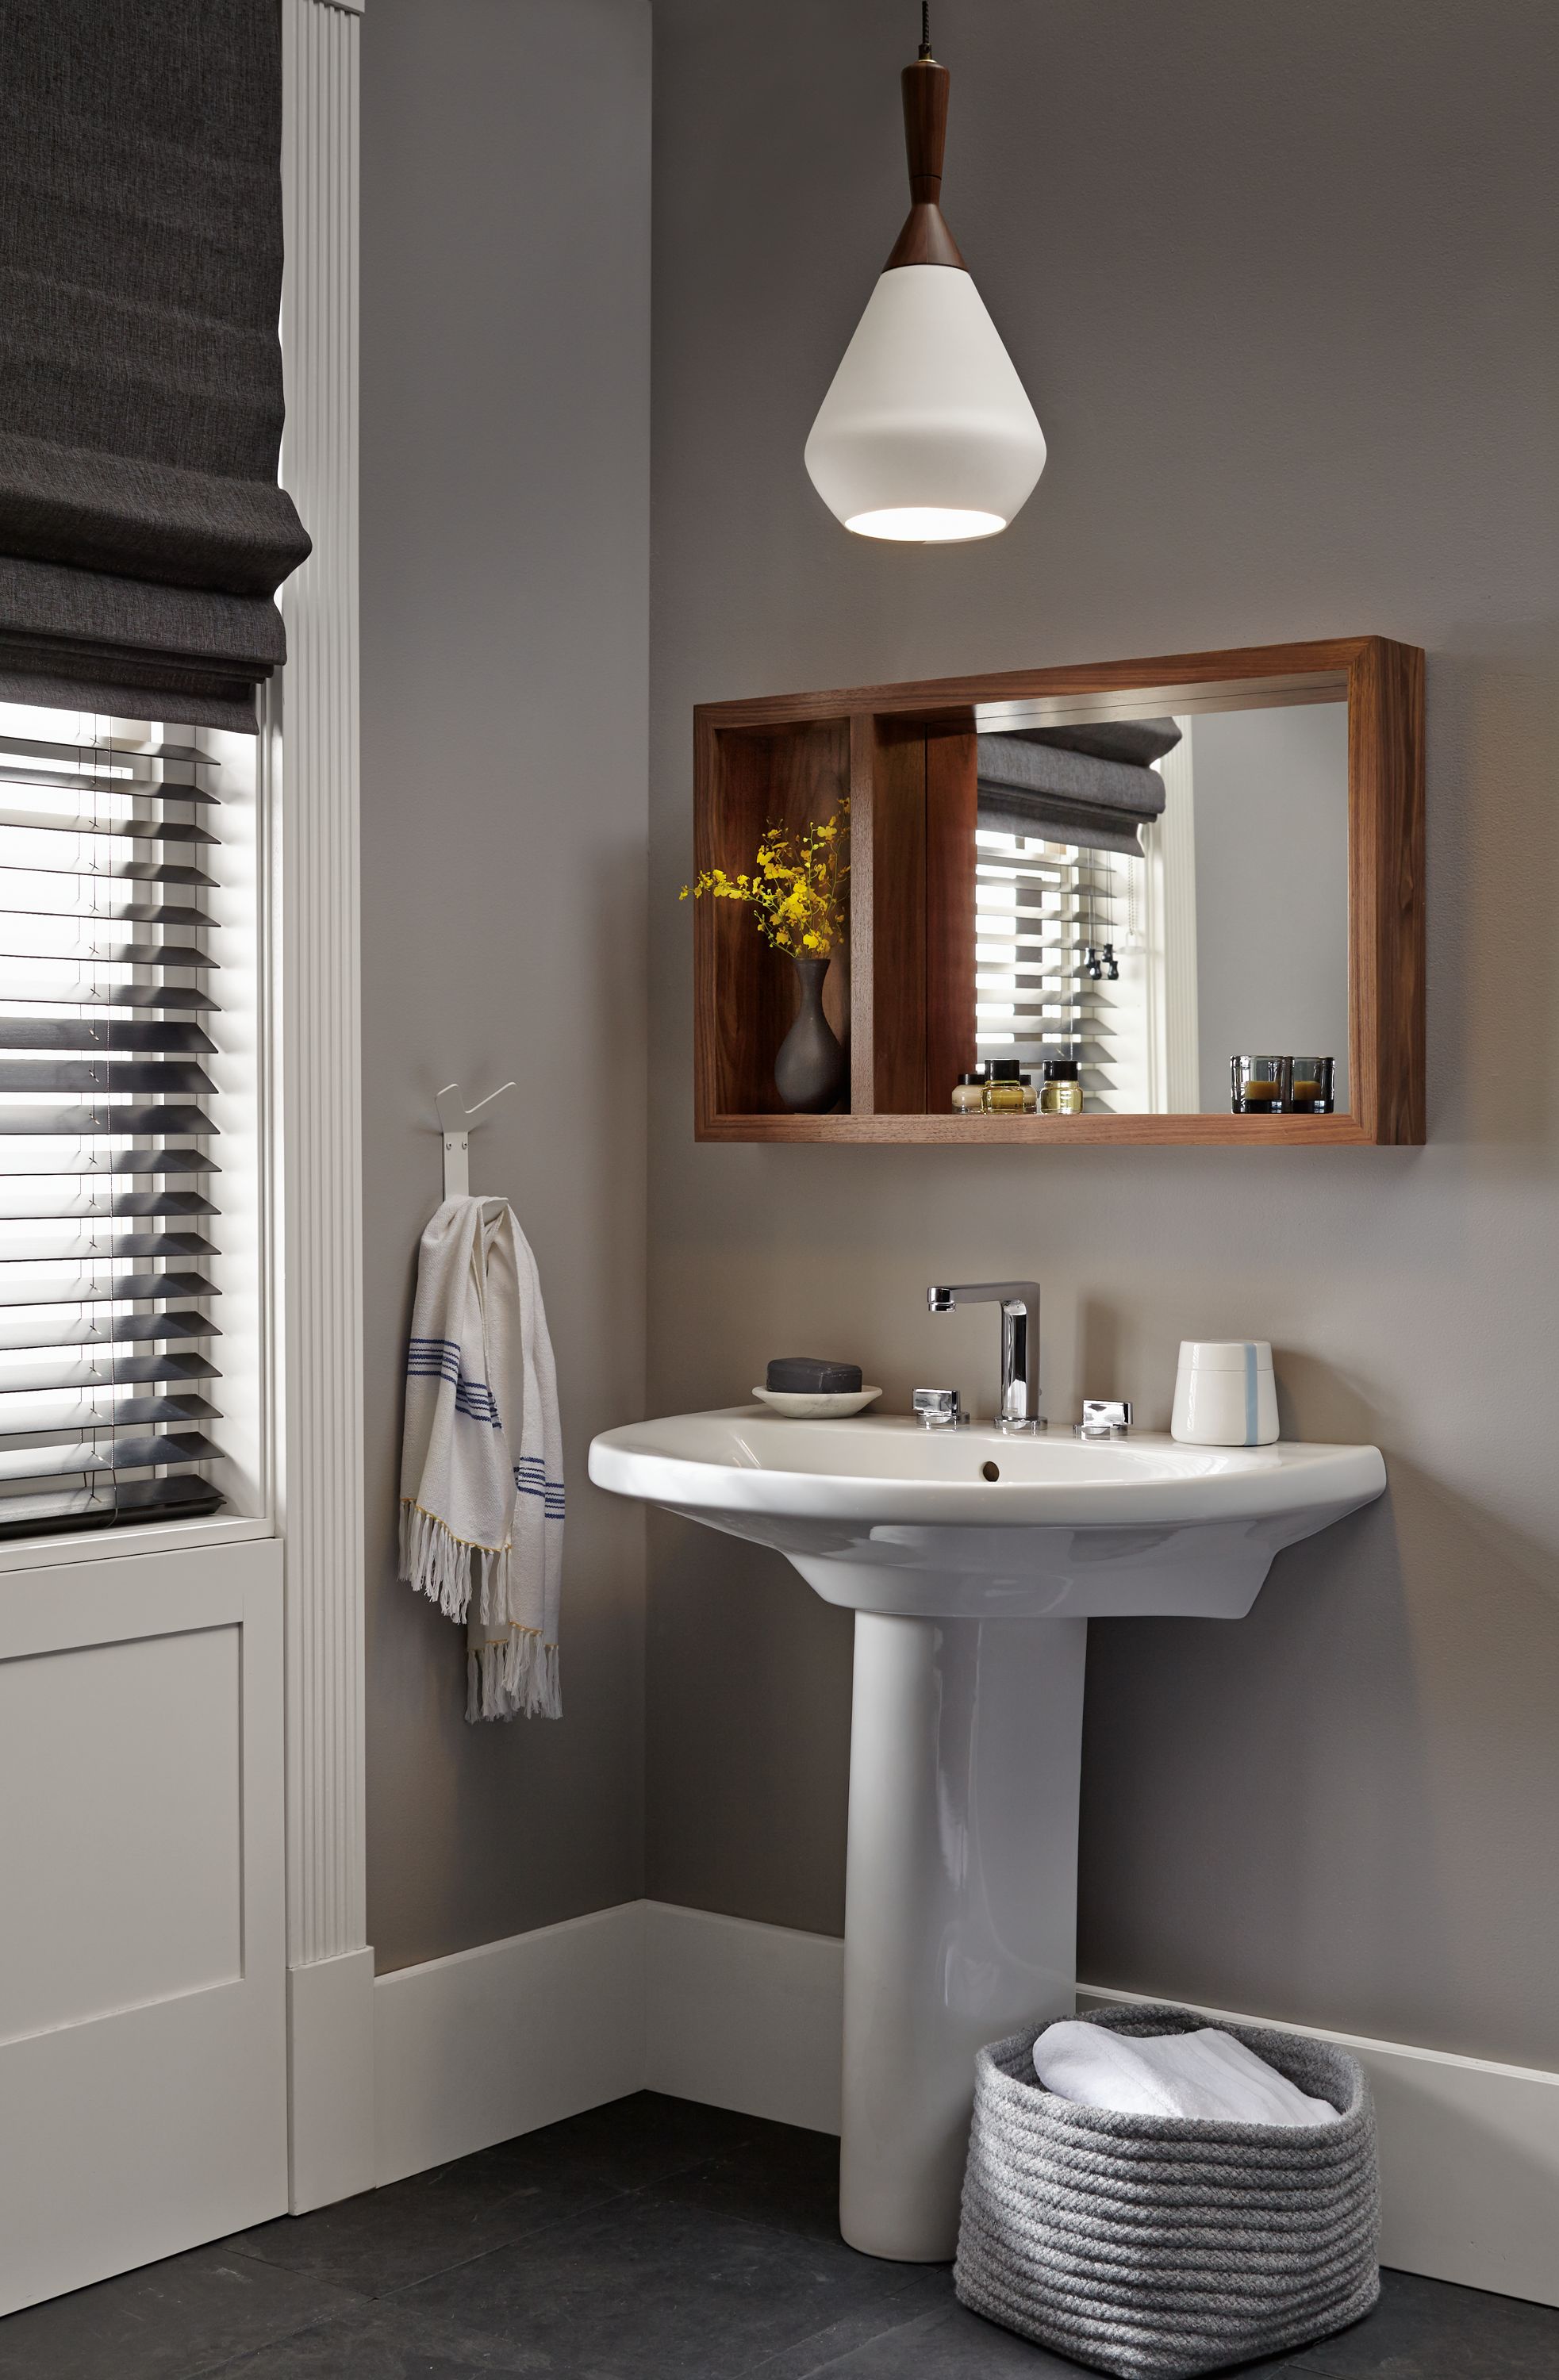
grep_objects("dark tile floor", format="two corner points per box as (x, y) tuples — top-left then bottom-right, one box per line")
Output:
(2, 2093), (1557, 2379)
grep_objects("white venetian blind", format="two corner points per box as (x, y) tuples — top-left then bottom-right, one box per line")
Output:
(0, 711), (225, 1541)
(975, 830), (1150, 1111)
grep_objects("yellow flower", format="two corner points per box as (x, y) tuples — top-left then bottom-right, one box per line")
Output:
(680, 797), (850, 958)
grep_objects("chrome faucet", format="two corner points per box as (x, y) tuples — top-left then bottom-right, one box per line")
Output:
(927, 1280), (1045, 1432)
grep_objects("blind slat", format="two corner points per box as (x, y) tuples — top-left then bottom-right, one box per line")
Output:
(0, 810), (217, 845)
(0, 1430), (220, 1487)
(0, 1392), (219, 1438)
(0, 1307), (219, 1353)
(0, 1269), (217, 1310)
(0, 1188), (217, 1223)
(0, 734), (216, 769)
(0, 858), (217, 889)
(0, 766), (219, 807)
(0, 982), (219, 1012)
(0, 1148), (217, 1179)
(0, 939), (218, 969)
(0, 1231), (217, 1263)
(0, 1061), (217, 1095)
(0, 1022), (217, 1054)
(0, 1103), (215, 1135)
(0, 1474), (222, 1542)
(0, 1350), (219, 1395)
(0, 901), (218, 929)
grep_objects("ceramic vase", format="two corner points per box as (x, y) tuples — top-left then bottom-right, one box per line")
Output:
(774, 955), (846, 1113)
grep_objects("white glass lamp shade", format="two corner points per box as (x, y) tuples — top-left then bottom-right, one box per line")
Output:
(804, 266), (1046, 542)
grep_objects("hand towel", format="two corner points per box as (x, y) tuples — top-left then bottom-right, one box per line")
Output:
(1033, 2019), (1340, 2126)
(398, 1196), (563, 1721)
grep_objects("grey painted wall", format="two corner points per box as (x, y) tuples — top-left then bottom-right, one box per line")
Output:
(361, 0), (651, 1973)
(647, 0), (1559, 2064)
(1191, 704), (1351, 1112)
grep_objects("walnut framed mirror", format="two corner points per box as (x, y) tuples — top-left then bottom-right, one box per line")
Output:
(691, 637), (1423, 1146)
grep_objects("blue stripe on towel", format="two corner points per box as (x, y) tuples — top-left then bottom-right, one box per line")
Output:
(513, 1468), (565, 1519)
(406, 1337), (505, 1431)
(405, 1342), (560, 1491)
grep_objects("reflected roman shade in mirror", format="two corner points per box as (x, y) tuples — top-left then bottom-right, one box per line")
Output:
(0, 1), (309, 730)
(977, 718), (1181, 855)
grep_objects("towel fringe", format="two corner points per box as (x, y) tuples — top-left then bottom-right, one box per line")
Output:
(474, 1541), (509, 1626)
(399, 1498), (491, 1622)
(467, 1631), (561, 1723)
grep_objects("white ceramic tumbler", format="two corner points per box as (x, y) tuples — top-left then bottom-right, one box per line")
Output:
(1171, 1341), (1278, 1446)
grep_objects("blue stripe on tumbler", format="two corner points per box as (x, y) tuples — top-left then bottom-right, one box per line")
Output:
(1244, 1342), (1258, 1444)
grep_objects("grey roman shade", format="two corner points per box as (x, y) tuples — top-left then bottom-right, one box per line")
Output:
(0, 0), (309, 730)
(977, 718), (1181, 855)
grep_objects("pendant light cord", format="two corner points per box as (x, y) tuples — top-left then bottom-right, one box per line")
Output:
(920, 3), (933, 60)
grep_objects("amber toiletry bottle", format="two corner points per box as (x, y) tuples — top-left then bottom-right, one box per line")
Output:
(983, 1059), (1026, 1113)
(1040, 1059), (1083, 1115)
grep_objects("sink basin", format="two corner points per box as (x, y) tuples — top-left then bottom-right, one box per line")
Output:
(589, 1406), (1386, 2263)
(588, 1407), (1384, 1618)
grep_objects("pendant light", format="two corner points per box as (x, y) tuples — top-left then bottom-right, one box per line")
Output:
(804, 6), (1046, 543)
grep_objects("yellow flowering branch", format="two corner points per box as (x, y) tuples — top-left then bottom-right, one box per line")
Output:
(680, 800), (850, 959)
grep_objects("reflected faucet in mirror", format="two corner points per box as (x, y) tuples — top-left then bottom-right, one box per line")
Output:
(927, 1280), (1043, 1431)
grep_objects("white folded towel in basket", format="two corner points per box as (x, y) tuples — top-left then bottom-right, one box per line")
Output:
(1034, 2019), (1340, 2126)
(399, 1196), (563, 1721)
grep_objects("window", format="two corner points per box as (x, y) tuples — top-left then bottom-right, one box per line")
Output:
(0, 705), (263, 1545)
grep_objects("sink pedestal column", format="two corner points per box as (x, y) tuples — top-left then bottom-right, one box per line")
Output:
(839, 1610), (1087, 2263)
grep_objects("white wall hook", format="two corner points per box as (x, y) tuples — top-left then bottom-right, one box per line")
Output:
(436, 1079), (516, 1200)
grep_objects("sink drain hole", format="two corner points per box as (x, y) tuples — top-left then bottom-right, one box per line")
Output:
(981, 1460), (1000, 1481)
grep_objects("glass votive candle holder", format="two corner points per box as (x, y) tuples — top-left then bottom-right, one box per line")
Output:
(1287, 1056), (1335, 1114)
(1231, 1054), (1290, 1114)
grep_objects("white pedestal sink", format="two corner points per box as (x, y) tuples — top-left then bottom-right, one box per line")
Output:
(589, 1408), (1385, 2263)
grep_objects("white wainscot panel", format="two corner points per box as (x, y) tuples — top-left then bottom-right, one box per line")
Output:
(0, 1540), (286, 2315)
(0, 1625), (242, 2046)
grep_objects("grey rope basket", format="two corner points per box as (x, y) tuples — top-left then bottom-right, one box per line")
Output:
(954, 2003), (1380, 2380)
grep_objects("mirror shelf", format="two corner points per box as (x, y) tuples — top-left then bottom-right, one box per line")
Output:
(691, 637), (1424, 1149)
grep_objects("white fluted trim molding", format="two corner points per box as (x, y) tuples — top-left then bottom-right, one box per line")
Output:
(277, 0), (371, 2210)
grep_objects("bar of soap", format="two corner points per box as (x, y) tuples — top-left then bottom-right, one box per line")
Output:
(766, 1357), (863, 1395)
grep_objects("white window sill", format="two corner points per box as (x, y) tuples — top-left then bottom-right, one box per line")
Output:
(0, 1511), (277, 1580)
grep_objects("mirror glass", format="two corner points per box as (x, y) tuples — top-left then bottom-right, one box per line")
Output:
(956, 679), (1350, 1115)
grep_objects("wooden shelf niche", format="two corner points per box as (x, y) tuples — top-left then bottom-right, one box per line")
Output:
(692, 637), (1425, 1147)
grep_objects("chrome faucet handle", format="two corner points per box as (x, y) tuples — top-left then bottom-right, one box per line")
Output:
(912, 1387), (969, 1429)
(1076, 1399), (1133, 1439)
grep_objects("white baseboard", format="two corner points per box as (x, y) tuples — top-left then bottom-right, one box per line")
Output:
(371, 1903), (1559, 2308)
(289, 1947), (376, 2212)
(643, 1901), (843, 2135)
(1080, 1985), (1559, 2309)
(373, 1902), (644, 2186)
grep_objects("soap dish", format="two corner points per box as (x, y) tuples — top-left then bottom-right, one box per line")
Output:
(752, 1386), (882, 1419)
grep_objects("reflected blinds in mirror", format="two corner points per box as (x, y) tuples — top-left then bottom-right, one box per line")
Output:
(974, 832), (1146, 1111)
(0, 720), (223, 1541)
